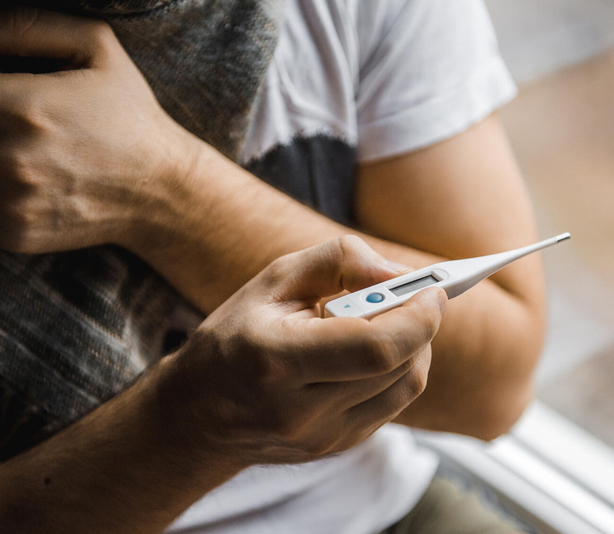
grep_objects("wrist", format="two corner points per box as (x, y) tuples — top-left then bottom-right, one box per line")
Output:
(120, 117), (205, 257)
(149, 348), (253, 474)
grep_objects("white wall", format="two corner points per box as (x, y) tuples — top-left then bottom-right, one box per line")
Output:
(486, 0), (614, 84)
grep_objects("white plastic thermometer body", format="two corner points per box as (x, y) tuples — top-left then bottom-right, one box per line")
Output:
(325, 233), (571, 319)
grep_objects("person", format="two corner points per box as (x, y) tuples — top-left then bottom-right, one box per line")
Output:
(0, 232), (449, 533)
(0, 1), (545, 533)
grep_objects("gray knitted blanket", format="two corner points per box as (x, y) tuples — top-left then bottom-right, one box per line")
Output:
(0, 0), (284, 460)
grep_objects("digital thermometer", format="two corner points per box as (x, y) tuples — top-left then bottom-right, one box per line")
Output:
(325, 233), (571, 319)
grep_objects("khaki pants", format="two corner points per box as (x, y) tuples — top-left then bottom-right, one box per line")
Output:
(379, 477), (524, 534)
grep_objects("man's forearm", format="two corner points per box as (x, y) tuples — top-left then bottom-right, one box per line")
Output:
(131, 139), (442, 313)
(128, 135), (544, 440)
(0, 355), (244, 534)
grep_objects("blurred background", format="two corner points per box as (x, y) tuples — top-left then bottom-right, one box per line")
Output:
(486, 0), (614, 448)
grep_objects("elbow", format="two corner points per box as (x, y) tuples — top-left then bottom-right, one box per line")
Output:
(470, 304), (543, 442)
(465, 382), (534, 442)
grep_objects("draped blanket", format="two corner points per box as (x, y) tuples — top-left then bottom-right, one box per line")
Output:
(0, 0), (284, 460)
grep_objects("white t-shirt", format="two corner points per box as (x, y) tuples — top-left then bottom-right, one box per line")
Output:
(168, 1), (516, 533)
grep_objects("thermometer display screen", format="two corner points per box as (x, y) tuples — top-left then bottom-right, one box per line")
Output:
(390, 275), (439, 297)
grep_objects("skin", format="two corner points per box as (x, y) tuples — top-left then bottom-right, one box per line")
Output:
(0, 236), (447, 534)
(0, 7), (543, 532)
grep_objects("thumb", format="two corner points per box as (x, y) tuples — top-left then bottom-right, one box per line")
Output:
(267, 235), (412, 302)
(0, 8), (110, 67)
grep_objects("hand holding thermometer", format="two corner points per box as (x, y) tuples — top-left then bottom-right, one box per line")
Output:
(325, 233), (571, 319)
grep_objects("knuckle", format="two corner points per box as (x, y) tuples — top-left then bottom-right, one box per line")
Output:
(0, 158), (43, 252)
(379, 359), (430, 417)
(336, 234), (366, 259)
(0, 206), (36, 253)
(404, 359), (429, 402)
(413, 304), (440, 345)
(85, 20), (116, 48)
(409, 363), (429, 398)
(269, 408), (302, 441)
(262, 255), (290, 287)
(423, 307), (441, 342)
(361, 331), (399, 374)
(86, 22), (124, 67)
(188, 324), (221, 355)
(10, 95), (50, 133)
(4, 151), (38, 187)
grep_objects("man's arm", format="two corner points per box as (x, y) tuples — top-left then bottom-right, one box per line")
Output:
(354, 114), (546, 439)
(0, 238), (446, 534)
(0, 10), (544, 440)
(133, 115), (544, 441)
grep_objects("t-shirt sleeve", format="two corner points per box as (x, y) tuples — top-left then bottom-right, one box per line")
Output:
(355, 0), (517, 163)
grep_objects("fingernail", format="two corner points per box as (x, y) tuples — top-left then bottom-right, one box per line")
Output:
(438, 291), (448, 316)
(384, 260), (412, 273)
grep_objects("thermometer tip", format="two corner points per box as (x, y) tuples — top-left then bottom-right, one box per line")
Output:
(557, 232), (572, 243)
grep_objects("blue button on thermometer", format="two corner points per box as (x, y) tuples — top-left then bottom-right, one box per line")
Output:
(325, 233), (571, 319)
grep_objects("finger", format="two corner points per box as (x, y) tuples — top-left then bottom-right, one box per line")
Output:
(264, 235), (411, 304)
(0, 8), (113, 67)
(345, 347), (431, 429)
(312, 348), (432, 455)
(370, 287), (446, 358)
(280, 288), (444, 383)
(306, 344), (431, 410)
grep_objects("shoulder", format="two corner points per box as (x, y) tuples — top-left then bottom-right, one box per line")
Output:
(241, 0), (513, 165)
(280, 0), (499, 83)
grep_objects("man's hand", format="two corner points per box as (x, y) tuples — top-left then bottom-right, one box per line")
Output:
(0, 236), (446, 534)
(170, 235), (446, 465)
(0, 8), (187, 253)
